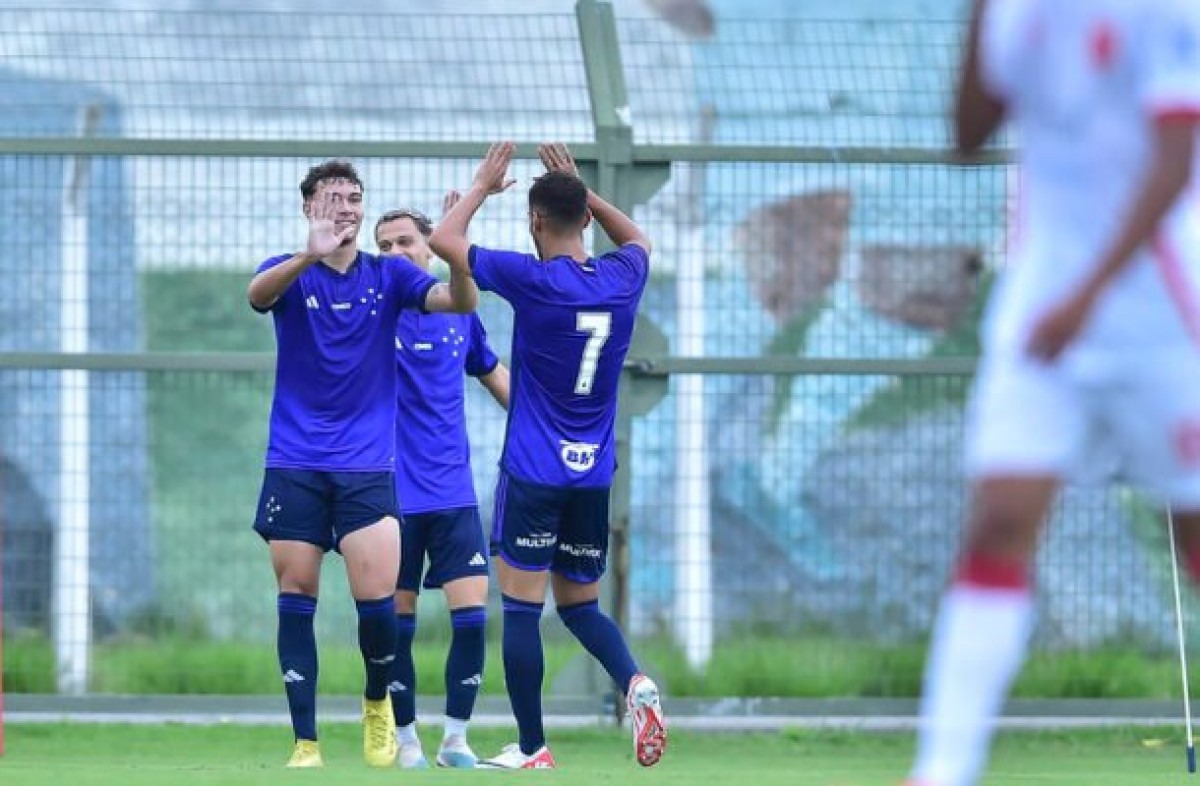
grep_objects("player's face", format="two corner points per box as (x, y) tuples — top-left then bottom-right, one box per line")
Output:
(375, 216), (433, 267)
(305, 179), (363, 246)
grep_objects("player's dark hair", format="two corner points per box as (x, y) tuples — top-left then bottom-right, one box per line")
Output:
(528, 171), (588, 230)
(299, 159), (363, 200)
(375, 208), (433, 237)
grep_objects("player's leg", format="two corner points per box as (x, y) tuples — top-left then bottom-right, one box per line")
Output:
(390, 513), (429, 768)
(252, 469), (333, 767)
(909, 354), (1083, 786)
(1104, 346), (1200, 582)
(478, 472), (557, 770)
(552, 485), (665, 767)
(909, 476), (1055, 786)
(333, 471), (403, 768)
(426, 507), (490, 768)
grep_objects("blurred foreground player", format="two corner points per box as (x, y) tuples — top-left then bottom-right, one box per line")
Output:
(908, 1), (1200, 785)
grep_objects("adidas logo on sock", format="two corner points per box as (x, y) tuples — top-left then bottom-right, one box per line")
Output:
(282, 669), (306, 684)
(460, 673), (483, 687)
(369, 654), (396, 666)
(468, 552), (486, 567)
(389, 680), (408, 693)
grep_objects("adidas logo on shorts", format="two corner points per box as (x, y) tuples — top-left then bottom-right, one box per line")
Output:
(468, 552), (486, 567)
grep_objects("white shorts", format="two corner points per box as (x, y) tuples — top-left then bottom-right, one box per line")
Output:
(965, 347), (1200, 507)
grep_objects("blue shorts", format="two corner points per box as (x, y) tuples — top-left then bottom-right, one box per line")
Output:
(398, 506), (490, 593)
(490, 470), (610, 584)
(253, 469), (398, 552)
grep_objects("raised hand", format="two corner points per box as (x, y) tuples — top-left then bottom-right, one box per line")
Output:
(304, 189), (356, 259)
(472, 142), (517, 196)
(1026, 292), (1093, 362)
(442, 189), (462, 216)
(538, 142), (579, 177)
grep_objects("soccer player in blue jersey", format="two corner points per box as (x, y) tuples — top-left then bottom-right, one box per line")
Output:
(246, 154), (505, 769)
(429, 141), (667, 770)
(374, 196), (510, 769)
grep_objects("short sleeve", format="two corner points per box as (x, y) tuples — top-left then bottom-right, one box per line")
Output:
(977, 0), (1032, 101)
(386, 255), (439, 310)
(1141, 1), (1200, 118)
(597, 243), (650, 287)
(464, 314), (500, 378)
(469, 245), (536, 302)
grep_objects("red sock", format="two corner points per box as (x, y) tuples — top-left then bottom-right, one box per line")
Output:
(1185, 544), (1200, 587)
(955, 551), (1029, 591)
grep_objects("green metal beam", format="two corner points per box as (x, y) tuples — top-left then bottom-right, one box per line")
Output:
(0, 137), (1014, 166)
(0, 352), (273, 372)
(0, 138), (599, 159)
(626, 356), (976, 376)
(0, 352), (976, 376)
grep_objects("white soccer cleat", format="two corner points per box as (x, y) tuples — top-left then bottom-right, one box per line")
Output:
(436, 735), (478, 768)
(627, 674), (667, 767)
(478, 742), (557, 769)
(395, 735), (429, 770)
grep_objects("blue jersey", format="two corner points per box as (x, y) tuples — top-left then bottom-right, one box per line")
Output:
(395, 310), (499, 513)
(254, 251), (437, 471)
(469, 243), (649, 487)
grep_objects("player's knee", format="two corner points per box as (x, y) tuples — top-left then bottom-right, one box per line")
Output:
(964, 504), (1041, 559)
(393, 590), (417, 614)
(277, 572), (319, 597)
(556, 597), (600, 629)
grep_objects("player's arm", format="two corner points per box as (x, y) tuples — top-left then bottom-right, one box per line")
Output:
(953, 0), (1006, 155)
(428, 142), (516, 274)
(421, 270), (478, 314)
(538, 142), (651, 254)
(247, 251), (318, 311)
(247, 189), (352, 310)
(1028, 118), (1197, 360)
(1075, 120), (1197, 298)
(478, 362), (511, 410)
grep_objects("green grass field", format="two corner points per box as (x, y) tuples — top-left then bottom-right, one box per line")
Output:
(2, 724), (1197, 785)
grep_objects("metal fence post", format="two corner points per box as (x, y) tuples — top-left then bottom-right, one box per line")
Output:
(575, 0), (670, 723)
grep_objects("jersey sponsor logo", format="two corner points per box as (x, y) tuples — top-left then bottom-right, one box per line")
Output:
(414, 342), (434, 351)
(515, 533), (557, 549)
(558, 542), (602, 559)
(331, 302), (352, 311)
(1174, 419), (1200, 467)
(560, 440), (600, 473)
(1088, 22), (1117, 69)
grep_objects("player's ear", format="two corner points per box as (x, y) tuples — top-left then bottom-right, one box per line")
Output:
(581, 209), (593, 231)
(302, 199), (312, 220)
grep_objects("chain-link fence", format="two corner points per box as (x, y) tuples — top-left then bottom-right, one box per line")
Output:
(0, 3), (1189, 702)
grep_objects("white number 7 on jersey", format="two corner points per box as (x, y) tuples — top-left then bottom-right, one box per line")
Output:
(574, 312), (612, 395)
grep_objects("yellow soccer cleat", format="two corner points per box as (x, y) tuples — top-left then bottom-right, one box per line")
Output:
(286, 739), (324, 768)
(362, 696), (398, 767)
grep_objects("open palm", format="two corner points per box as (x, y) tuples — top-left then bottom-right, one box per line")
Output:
(305, 191), (355, 258)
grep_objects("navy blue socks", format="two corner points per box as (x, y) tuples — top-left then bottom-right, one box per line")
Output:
(277, 592), (319, 741)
